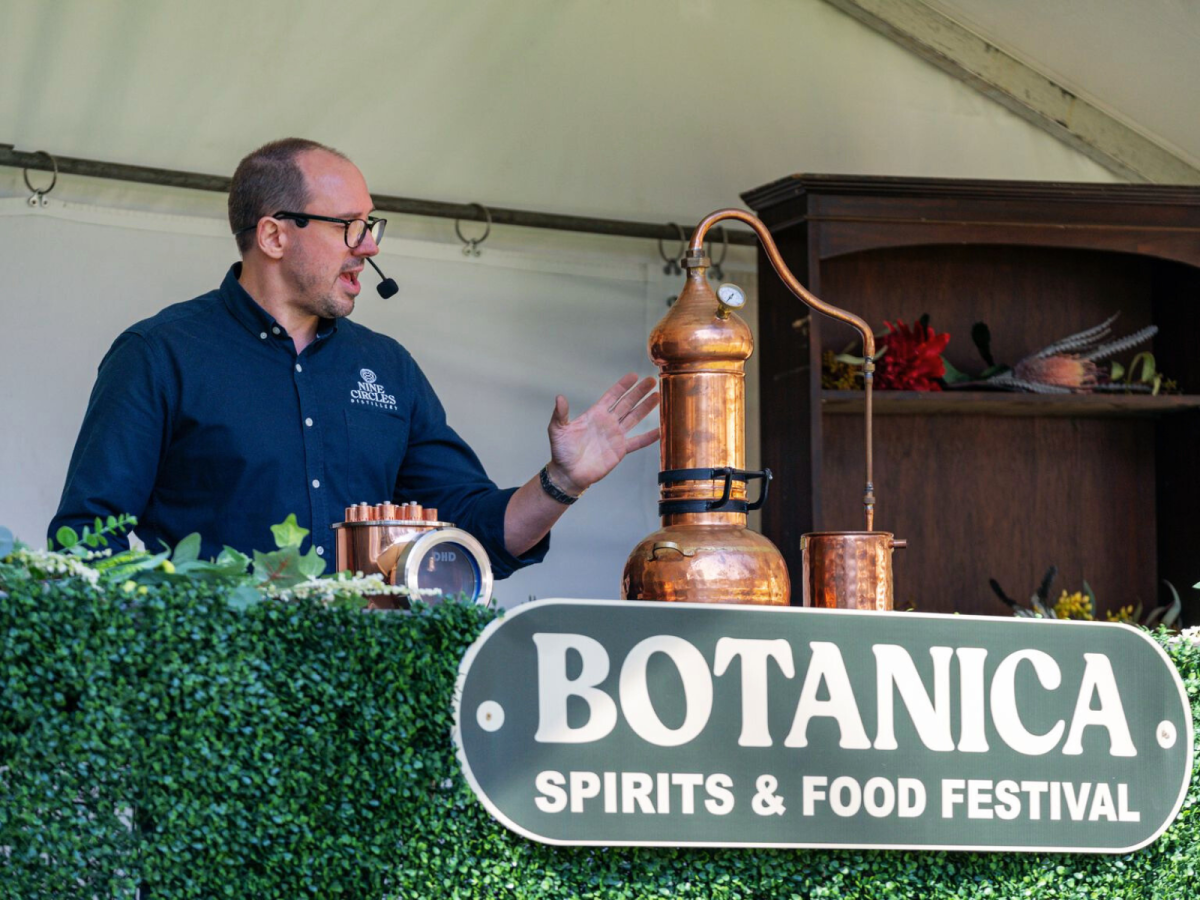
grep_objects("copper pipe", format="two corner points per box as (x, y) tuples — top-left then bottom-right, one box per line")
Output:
(690, 209), (877, 532)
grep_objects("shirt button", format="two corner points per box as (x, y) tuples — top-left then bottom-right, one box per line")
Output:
(312, 479), (320, 488)
(305, 417), (313, 427)
(272, 326), (281, 335)
(315, 546), (325, 557)
(259, 332), (267, 340)
(295, 363), (303, 373)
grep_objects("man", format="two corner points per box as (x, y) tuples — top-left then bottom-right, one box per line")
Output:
(50, 138), (658, 578)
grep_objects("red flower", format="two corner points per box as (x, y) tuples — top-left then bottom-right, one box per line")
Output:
(874, 320), (951, 391)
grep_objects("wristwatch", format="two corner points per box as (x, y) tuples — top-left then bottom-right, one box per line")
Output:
(539, 464), (583, 505)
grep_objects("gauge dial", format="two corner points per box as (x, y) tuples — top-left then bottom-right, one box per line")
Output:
(717, 282), (746, 309)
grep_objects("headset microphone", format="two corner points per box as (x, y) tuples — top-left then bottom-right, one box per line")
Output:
(366, 257), (399, 299)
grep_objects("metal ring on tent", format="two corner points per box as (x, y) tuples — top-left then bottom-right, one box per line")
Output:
(23, 151), (58, 207)
(658, 222), (686, 275)
(455, 203), (492, 257)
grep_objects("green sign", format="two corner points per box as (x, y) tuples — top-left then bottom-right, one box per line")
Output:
(454, 600), (1192, 853)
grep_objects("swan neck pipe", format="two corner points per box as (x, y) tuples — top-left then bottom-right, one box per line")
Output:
(691, 208), (876, 532)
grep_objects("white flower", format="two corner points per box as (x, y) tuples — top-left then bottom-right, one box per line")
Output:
(262, 571), (441, 606)
(5, 547), (101, 587)
(1168, 625), (1200, 646)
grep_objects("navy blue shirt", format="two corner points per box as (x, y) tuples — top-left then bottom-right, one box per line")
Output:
(50, 265), (548, 578)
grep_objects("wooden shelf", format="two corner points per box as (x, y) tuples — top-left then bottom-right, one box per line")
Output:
(821, 390), (1200, 418)
(746, 173), (1200, 623)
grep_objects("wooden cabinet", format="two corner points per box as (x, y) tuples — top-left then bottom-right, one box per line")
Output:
(742, 175), (1200, 623)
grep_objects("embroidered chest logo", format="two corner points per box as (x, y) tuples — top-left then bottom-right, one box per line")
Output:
(350, 368), (397, 410)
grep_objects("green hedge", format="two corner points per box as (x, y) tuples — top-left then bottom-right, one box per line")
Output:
(2, 577), (1198, 899)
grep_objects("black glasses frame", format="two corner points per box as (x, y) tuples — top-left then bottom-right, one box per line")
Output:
(239, 210), (386, 248)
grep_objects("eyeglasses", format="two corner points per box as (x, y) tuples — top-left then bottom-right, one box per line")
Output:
(273, 211), (386, 249)
(237, 211), (387, 249)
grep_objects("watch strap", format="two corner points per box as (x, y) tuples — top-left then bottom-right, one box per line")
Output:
(539, 464), (582, 505)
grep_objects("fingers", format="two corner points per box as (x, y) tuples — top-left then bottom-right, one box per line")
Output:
(592, 372), (641, 415)
(618, 390), (659, 429)
(625, 428), (660, 454)
(610, 376), (657, 420)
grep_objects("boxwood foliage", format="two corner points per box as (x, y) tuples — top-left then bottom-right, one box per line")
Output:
(1, 577), (1198, 899)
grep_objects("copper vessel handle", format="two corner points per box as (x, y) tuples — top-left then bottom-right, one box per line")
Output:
(690, 209), (877, 533)
(651, 541), (697, 560)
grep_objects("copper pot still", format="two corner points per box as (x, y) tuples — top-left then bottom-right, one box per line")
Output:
(622, 209), (905, 610)
(333, 501), (493, 609)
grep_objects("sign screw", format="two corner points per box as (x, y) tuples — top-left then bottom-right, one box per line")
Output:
(477, 700), (505, 732)
(1157, 721), (1177, 749)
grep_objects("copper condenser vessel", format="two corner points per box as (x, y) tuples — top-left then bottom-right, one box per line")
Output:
(623, 209), (904, 609)
(333, 501), (493, 609)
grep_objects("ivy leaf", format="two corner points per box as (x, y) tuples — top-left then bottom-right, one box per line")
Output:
(173, 545), (252, 582)
(171, 533), (202, 567)
(216, 545), (251, 573)
(225, 584), (264, 610)
(254, 548), (306, 588)
(298, 547), (326, 579)
(0, 526), (13, 559)
(270, 514), (309, 550)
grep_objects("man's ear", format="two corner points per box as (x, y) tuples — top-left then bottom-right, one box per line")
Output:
(257, 218), (287, 260)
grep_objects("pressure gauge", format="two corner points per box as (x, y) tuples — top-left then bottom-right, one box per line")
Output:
(716, 282), (747, 318)
(717, 283), (746, 308)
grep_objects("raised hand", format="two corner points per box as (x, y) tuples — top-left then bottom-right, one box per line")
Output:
(546, 373), (659, 495)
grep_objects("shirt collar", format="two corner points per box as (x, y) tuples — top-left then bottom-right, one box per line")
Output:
(220, 263), (339, 344)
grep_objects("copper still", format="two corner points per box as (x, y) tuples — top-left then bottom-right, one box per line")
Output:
(333, 501), (493, 609)
(622, 209), (904, 609)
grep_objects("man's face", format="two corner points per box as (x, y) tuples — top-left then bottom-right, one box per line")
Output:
(282, 150), (379, 320)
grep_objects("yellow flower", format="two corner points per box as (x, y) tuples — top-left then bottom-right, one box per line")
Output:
(1053, 589), (1093, 621)
(1107, 604), (1135, 624)
(821, 350), (863, 391)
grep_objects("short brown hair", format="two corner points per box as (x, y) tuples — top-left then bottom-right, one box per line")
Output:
(228, 138), (348, 253)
